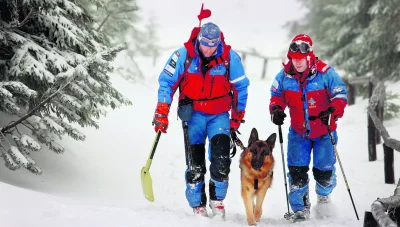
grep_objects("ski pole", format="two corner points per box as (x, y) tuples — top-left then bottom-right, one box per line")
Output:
(182, 121), (193, 171)
(327, 114), (359, 220)
(278, 125), (293, 220)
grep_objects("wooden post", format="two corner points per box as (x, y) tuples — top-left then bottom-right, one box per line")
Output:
(344, 79), (356, 105)
(363, 211), (378, 227)
(383, 143), (395, 184)
(375, 105), (382, 144)
(261, 58), (268, 79)
(368, 81), (377, 161)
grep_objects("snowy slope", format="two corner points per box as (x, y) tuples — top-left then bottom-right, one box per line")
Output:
(1, 54), (399, 227)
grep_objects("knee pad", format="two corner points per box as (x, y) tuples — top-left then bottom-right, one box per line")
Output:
(209, 134), (231, 181)
(185, 144), (206, 184)
(313, 167), (332, 187)
(289, 166), (309, 188)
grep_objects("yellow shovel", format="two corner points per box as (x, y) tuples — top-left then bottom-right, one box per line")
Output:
(141, 130), (162, 202)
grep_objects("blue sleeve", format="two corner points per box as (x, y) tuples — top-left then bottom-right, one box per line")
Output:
(270, 69), (285, 98)
(269, 69), (287, 110)
(228, 50), (250, 111)
(325, 67), (348, 102)
(157, 48), (187, 104)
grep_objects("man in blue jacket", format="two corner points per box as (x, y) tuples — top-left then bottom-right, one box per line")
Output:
(152, 22), (250, 219)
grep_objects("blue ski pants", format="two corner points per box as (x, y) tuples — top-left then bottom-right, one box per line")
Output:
(183, 110), (231, 208)
(287, 127), (338, 212)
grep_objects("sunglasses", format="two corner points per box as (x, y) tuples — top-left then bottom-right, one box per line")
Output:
(198, 34), (220, 46)
(289, 41), (312, 54)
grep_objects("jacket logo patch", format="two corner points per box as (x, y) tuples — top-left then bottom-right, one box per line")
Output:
(308, 97), (316, 108)
(164, 64), (175, 76)
(172, 53), (179, 62)
(332, 86), (344, 93)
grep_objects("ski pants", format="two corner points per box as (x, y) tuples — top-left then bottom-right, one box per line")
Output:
(184, 110), (231, 208)
(287, 127), (337, 212)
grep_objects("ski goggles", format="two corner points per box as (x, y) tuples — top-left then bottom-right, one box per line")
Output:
(198, 34), (220, 47)
(289, 41), (312, 54)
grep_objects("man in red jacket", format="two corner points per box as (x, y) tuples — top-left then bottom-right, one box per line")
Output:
(152, 22), (249, 219)
(269, 34), (347, 221)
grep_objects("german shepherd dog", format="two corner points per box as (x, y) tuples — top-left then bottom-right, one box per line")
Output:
(240, 128), (276, 226)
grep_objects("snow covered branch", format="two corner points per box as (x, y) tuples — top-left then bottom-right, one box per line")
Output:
(371, 178), (400, 227)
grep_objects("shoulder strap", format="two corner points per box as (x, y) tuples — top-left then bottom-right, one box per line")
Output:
(224, 58), (230, 81)
(177, 53), (193, 92)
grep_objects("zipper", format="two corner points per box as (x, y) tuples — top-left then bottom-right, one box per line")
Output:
(209, 76), (214, 97)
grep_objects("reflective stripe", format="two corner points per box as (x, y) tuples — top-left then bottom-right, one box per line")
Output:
(230, 75), (246, 83)
(331, 94), (347, 100)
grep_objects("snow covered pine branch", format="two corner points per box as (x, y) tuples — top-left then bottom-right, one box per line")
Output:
(0, 0), (131, 174)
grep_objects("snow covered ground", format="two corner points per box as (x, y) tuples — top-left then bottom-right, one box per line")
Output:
(1, 52), (399, 227)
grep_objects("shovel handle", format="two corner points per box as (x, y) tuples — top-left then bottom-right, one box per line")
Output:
(145, 130), (162, 169)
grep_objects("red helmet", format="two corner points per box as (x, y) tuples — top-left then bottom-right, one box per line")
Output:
(287, 34), (314, 59)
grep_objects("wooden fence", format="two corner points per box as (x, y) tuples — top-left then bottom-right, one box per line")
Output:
(344, 76), (399, 185)
(347, 76), (400, 227)
(235, 49), (282, 79)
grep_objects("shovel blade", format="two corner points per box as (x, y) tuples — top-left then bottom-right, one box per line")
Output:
(141, 167), (154, 202)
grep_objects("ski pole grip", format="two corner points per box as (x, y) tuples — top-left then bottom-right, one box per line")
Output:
(278, 125), (283, 143)
(328, 113), (331, 127)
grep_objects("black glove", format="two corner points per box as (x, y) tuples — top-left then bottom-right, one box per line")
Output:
(271, 105), (287, 125)
(317, 107), (336, 125)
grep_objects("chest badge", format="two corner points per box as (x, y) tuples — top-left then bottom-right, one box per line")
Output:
(308, 97), (316, 108)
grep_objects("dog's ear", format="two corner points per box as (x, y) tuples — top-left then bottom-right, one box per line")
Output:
(266, 133), (277, 150)
(248, 128), (259, 146)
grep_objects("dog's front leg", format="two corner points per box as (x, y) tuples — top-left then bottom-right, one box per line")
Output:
(254, 185), (269, 223)
(242, 186), (256, 226)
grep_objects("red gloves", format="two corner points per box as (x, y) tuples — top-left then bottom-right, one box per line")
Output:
(230, 110), (245, 131)
(152, 102), (169, 133)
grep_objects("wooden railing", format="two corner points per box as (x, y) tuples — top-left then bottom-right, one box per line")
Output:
(348, 76), (400, 227)
(364, 178), (400, 227)
(344, 76), (399, 184)
(235, 48), (282, 79)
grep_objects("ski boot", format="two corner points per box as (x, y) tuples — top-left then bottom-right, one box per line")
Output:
(317, 194), (331, 204)
(293, 209), (310, 222)
(193, 206), (208, 217)
(209, 200), (225, 220)
(293, 190), (311, 222)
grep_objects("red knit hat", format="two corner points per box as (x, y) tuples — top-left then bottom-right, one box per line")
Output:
(287, 34), (314, 59)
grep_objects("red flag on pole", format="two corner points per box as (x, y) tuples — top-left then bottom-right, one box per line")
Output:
(198, 3), (211, 27)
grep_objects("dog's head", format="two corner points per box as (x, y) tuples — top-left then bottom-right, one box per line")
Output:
(246, 128), (276, 171)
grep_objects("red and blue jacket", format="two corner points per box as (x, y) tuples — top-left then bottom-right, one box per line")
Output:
(157, 27), (249, 115)
(269, 61), (347, 138)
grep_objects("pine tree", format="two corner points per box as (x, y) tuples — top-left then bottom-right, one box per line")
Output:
(81, 0), (160, 82)
(357, 0), (400, 80)
(0, 0), (131, 174)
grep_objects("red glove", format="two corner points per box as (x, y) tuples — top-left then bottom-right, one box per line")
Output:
(152, 102), (169, 133)
(230, 110), (245, 131)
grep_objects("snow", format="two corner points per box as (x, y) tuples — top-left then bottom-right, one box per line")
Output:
(0, 54), (399, 226)
(1, 1), (400, 225)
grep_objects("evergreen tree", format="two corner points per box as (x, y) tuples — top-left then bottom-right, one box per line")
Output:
(82, 0), (160, 82)
(0, 0), (130, 174)
(357, 0), (400, 80)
